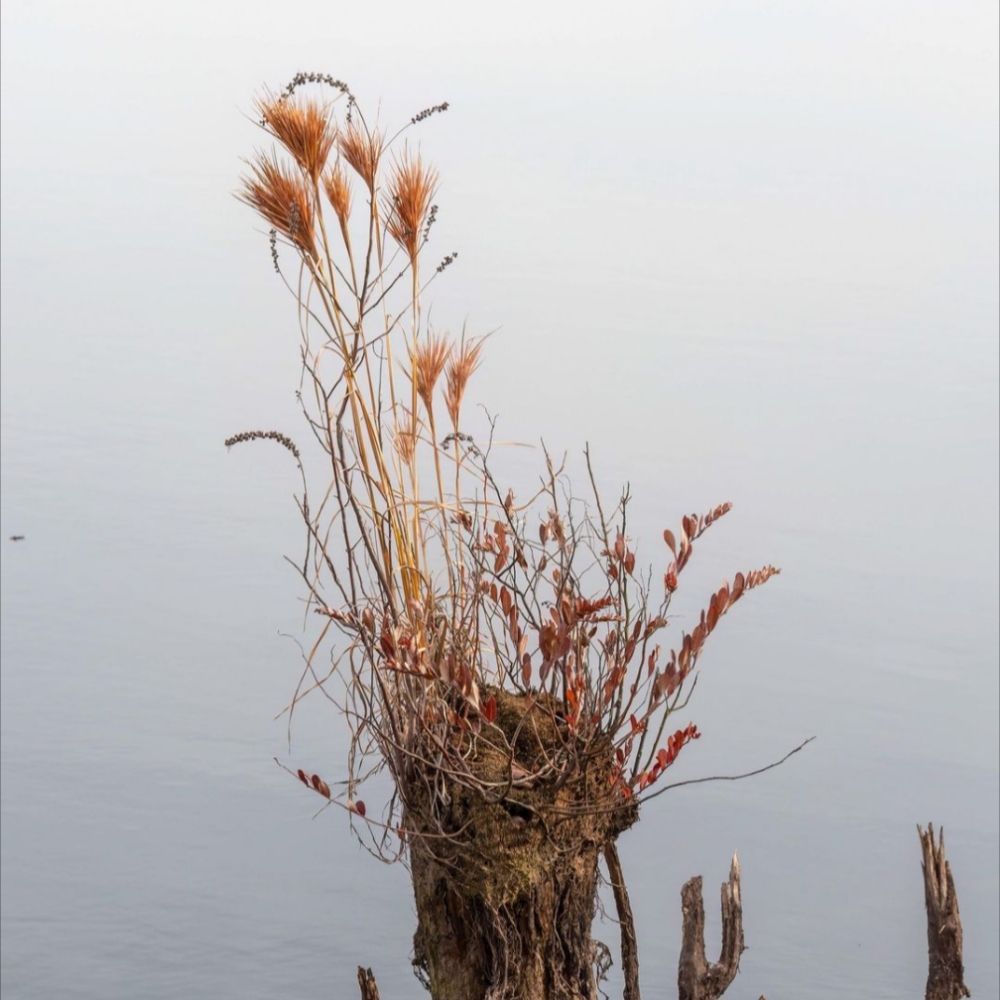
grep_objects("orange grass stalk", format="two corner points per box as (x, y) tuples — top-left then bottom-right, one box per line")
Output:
(322, 162), (351, 222)
(338, 120), (384, 193)
(411, 334), (456, 577)
(411, 334), (451, 415)
(444, 336), (484, 431)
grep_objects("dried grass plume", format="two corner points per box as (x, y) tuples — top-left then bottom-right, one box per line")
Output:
(257, 95), (335, 182)
(386, 152), (438, 264)
(238, 153), (317, 259)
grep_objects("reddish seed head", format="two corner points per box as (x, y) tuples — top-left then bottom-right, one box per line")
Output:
(257, 94), (336, 182)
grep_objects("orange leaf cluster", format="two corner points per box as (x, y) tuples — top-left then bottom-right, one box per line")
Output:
(605, 532), (637, 580)
(297, 768), (332, 799)
(636, 724), (700, 790)
(653, 564), (781, 703)
(663, 501), (733, 592)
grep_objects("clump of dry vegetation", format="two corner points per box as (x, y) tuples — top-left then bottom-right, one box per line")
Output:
(230, 74), (783, 1000)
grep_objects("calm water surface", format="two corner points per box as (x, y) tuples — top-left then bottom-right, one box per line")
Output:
(2, 2), (998, 998)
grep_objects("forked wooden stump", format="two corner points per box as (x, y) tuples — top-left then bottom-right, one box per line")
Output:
(357, 966), (381, 1000)
(677, 854), (745, 1000)
(918, 824), (970, 1000)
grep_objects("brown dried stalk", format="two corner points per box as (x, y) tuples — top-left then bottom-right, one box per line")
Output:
(604, 840), (641, 1000)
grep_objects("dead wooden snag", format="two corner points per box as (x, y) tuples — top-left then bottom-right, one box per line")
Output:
(918, 824), (970, 1000)
(357, 966), (381, 1000)
(677, 853), (745, 1000)
(604, 841), (641, 1000)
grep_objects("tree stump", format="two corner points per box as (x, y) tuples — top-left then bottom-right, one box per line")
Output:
(357, 966), (381, 1000)
(677, 853), (745, 1000)
(405, 690), (637, 1000)
(918, 824), (970, 1000)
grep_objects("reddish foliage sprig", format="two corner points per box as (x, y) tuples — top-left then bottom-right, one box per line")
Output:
(635, 724), (701, 791)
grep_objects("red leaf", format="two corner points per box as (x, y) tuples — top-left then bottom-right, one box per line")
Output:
(614, 534), (626, 561)
(353, 800), (366, 817)
(663, 529), (676, 555)
(296, 768), (309, 786)
(482, 695), (497, 723)
(500, 587), (512, 616)
(707, 595), (722, 632)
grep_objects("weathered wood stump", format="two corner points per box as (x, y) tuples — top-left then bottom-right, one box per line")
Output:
(677, 854), (745, 1000)
(918, 824), (970, 1000)
(357, 966), (380, 1000)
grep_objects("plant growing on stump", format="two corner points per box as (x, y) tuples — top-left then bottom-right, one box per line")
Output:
(230, 75), (782, 1000)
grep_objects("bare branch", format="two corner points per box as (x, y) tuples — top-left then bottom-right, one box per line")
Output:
(604, 840), (641, 1000)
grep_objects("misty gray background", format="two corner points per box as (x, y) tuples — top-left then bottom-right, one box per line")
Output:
(2, 1), (998, 998)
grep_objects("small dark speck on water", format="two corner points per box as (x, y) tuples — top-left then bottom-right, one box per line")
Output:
(10, 535), (25, 541)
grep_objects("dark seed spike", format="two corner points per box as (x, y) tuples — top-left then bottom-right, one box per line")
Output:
(268, 229), (280, 273)
(436, 252), (458, 274)
(224, 430), (302, 463)
(279, 72), (355, 105)
(411, 101), (450, 125)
